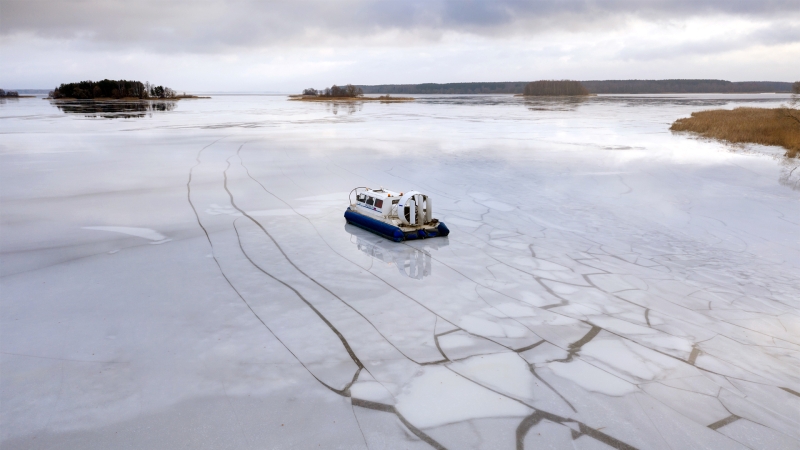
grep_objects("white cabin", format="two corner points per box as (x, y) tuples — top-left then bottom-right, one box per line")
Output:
(352, 187), (435, 228)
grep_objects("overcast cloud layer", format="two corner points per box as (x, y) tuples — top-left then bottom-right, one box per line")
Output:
(1, 0), (798, 91)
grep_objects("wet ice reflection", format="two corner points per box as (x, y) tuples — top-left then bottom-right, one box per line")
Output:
(524, 96), (590, 111)
(52, 99), (177, 118)
(327, 101), (363, 115)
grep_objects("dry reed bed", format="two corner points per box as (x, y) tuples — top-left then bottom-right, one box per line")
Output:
(671, 107), (800, 158)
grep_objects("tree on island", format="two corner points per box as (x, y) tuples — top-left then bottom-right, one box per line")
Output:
(0, 89), (20, 97)
(523, 80), (590, 96)
(149, 85), (176, 99)
(49, 79), (178, 99)
(302, 84), (363, 98)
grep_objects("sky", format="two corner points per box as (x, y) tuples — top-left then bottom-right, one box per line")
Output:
(1, 0), (799, 92)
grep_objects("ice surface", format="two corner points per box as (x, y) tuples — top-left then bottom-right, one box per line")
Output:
(394, 365), (532, 428)
(548, 360), (638, 396)
(82, 226), (172, 244)
(1, 94), (799, 449)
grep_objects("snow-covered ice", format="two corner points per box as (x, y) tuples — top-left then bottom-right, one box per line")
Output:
(1, 94), (799, 449)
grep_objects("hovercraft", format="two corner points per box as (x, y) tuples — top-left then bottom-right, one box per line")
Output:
(344, 187), (449, 242)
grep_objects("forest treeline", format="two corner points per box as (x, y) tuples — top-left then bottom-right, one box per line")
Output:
(581, 80), (792, 94)
(358, 80), (794, 95)
(49, 80), (178, 99)
(0, 89), (20, 97)
(302, 84), (364, 97)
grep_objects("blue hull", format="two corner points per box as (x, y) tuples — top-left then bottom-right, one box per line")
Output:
(344, 210), (449, 242)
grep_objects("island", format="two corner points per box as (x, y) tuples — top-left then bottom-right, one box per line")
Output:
(0, 89), (35, 98)
(47, 80), (207, 100)
(289, 84), (413, 102)
(670, 82), (799, 158)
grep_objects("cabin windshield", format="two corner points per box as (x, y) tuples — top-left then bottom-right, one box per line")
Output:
(357, 194), (366, 203)
(366, 197), (374, 206)
(374, 199), (383, 208)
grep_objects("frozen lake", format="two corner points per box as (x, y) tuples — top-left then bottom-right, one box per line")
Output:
(1, 94), (799, 449)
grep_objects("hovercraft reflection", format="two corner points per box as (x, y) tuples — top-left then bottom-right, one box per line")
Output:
(344, 187), (449, 242)
(346, 226), (449, 279)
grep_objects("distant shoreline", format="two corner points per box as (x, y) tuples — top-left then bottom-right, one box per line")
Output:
(288, 95), (413, 102)
(357, 80), (794, 95)
(514, 93), (598, 97)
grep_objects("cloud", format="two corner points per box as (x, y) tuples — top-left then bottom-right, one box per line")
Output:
(616, 20), (800, 61)
(2, 0), (798, 89)
(3, 0), (799, 53)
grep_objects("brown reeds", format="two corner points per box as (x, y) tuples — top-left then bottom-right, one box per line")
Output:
(523, 80), (590, 96)
(670, 107), (800, 158)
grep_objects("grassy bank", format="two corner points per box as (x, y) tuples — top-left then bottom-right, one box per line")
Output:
(670, 107), (800, 158)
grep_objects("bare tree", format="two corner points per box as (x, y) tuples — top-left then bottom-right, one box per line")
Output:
(344, 84), (363, 97)
(778, 81), (800, 127)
